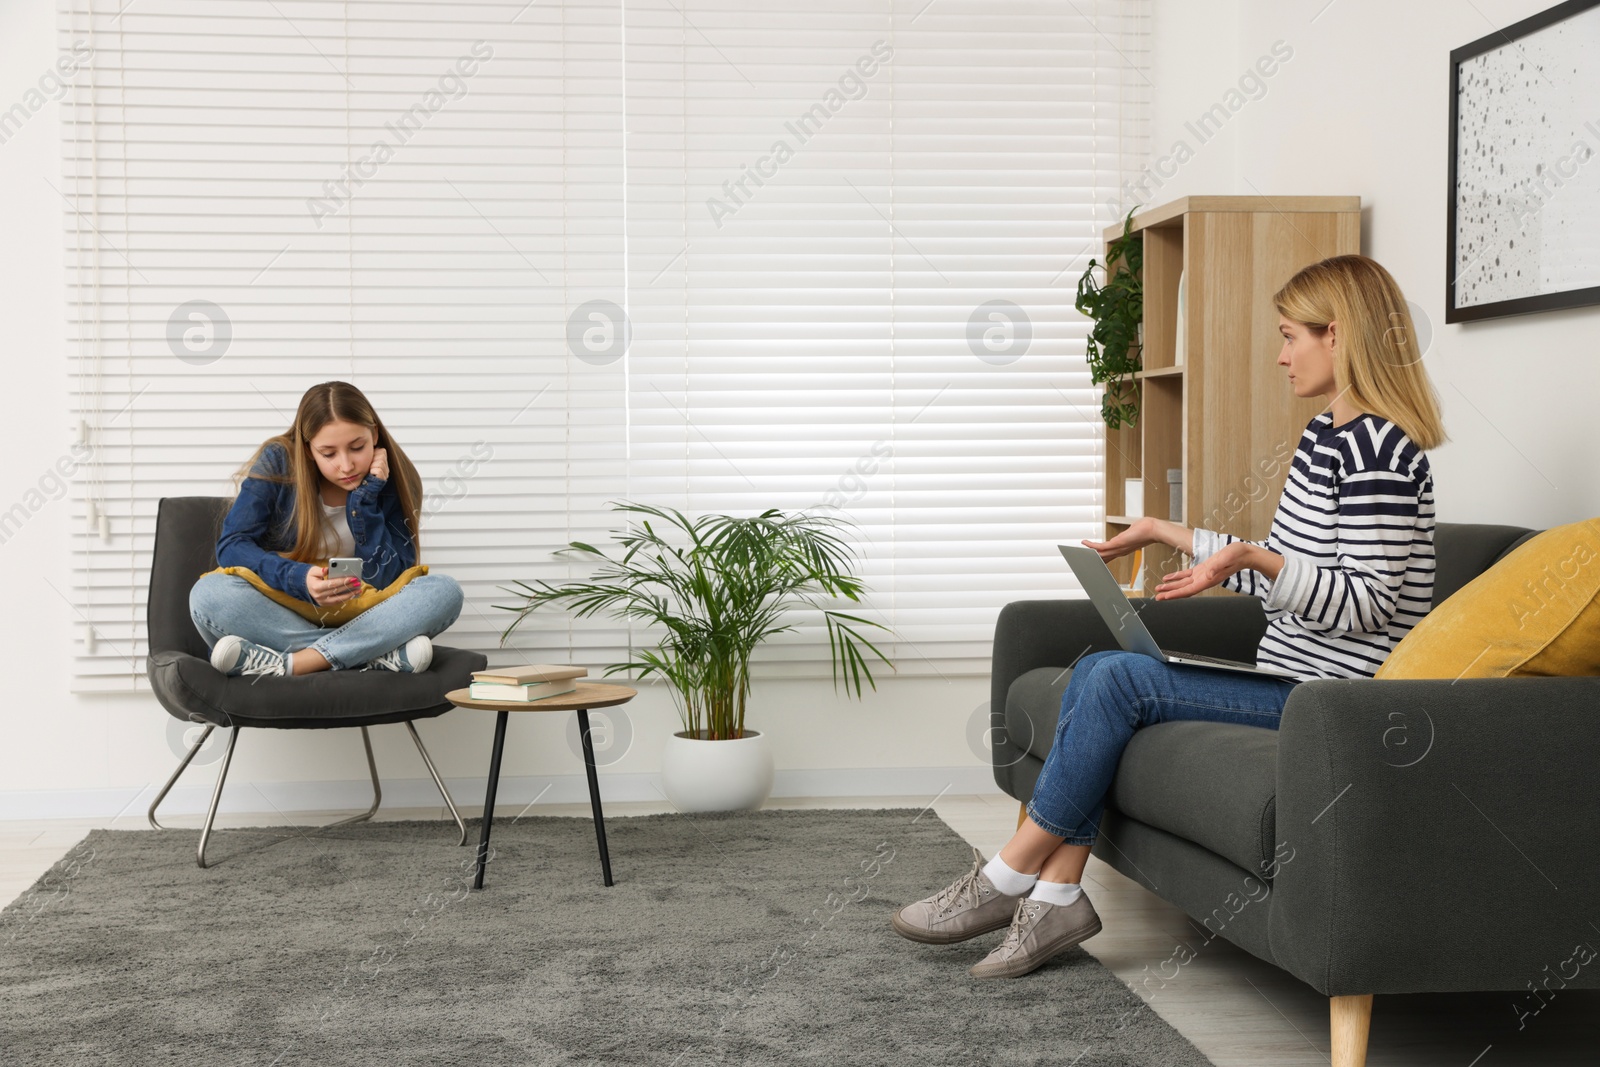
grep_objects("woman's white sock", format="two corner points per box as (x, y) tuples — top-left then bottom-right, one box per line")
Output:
(1028, 879), (1084, 907)
(981, 854), (1039, 897)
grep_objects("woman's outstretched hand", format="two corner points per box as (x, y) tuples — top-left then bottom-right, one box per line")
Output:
(1082, 516), (1168, 562)
(1154, 541), (1252, 600)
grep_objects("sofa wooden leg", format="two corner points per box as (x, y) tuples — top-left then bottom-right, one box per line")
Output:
(1016, 802), (1028, 829)
(1330, 994), (1373, 1067)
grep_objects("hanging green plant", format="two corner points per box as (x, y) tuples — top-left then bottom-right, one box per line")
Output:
(1075, 209), (1144, 429)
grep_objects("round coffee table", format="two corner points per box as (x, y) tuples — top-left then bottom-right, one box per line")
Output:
(445, 682), (637, 890)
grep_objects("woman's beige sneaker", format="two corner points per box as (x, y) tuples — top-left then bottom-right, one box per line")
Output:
(968, 892), (1103, 978)
(891, 847), (1026, 944)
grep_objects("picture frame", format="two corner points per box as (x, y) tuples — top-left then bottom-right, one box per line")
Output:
(1447, 0), (1600, 323)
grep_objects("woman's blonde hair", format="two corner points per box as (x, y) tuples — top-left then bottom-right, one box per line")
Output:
(1274, 254), (1447, 451)
(233, 381), (424, 564)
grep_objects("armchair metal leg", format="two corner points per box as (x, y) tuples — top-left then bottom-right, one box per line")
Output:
(169, 722), (447, 869)
(406, 720), (467, 845)
(325, 726), (382, 829)
(197, 727), (241, 869)
(149, 723), (216, 831)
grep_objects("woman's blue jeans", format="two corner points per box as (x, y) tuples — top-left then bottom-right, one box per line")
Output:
(1025, 649), (1299, 843)
(188, 572), (464, 671)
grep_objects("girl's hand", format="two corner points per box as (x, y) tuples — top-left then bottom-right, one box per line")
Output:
(307, 565), (361, 607)
(368, 447), (389, 483)
(1154, 542), (1252, 600)
(1082, 516), (1167, 562)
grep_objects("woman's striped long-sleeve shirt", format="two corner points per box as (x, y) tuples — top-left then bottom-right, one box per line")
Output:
(1190, 411), (1436, 682)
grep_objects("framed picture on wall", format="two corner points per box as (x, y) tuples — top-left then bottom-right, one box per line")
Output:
(1447, 0), (1600, 323)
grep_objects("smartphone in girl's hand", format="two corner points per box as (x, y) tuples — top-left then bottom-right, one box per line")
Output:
(327, 557), (364, 580)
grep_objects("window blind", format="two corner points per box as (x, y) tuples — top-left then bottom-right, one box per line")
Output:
(59, 0), (1150, 692)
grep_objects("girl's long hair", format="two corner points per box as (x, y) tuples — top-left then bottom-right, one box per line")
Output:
(232, 381), (423, 563)
(1274, 255), (1448, 451)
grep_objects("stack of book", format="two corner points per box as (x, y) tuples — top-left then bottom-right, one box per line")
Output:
(468, 664), (588, 702)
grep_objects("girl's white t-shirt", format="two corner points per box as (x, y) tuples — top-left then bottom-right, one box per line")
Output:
(320, 498), (356, 558)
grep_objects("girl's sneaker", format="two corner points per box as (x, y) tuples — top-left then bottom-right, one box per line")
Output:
(210, 635), (291, 678)
(364, 635), (432, 674)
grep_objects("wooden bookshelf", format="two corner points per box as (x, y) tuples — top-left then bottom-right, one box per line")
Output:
(1101, 195), (1362, 595)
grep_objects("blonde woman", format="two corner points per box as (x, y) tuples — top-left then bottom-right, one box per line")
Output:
(189, 381), (463, 677)
(893, 254), (1447, 978)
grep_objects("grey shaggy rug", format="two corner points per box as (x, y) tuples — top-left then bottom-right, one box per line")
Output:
(0, 809), (1215, 1066)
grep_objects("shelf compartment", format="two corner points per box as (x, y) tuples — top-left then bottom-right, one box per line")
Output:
(1138, 375), (1185, 597)
(1139, 223), (1184, 372)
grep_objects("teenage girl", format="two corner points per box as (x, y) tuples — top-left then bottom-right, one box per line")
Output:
(892, 254), (1447, 979)
(188, 381), (464, 677)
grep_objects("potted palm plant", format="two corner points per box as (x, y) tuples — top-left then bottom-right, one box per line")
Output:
(495, 502), (892, 811)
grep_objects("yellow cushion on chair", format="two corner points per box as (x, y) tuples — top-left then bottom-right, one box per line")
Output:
(202, 563), (429, 627)
(1375, 519), (1600, 680)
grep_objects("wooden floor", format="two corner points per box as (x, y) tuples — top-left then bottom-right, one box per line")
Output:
(3, 791), (1595, 1065)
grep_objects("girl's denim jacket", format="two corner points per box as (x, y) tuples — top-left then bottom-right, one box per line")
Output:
(215, 442), (417, 603)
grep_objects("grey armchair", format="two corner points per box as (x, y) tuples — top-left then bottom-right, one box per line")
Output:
(145, 496), (486, 867)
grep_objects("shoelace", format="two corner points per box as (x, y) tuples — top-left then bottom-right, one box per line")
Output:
(366, 647), (404, 671)
(997, 899), (1042, 957)
(238, 643), (284, 677)
(931, 862), (988, 917)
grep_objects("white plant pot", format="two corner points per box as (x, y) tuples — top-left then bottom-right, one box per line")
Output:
(660, 729), (775, 812)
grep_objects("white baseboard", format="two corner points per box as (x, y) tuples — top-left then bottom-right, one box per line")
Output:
(0, 766), (1002, 822)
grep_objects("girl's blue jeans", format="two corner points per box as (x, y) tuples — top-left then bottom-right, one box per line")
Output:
(1025, 649), (1299, 843)
(188, 572), (464, 671)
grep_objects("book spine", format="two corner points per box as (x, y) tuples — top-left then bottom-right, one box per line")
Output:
(469, 682), (576, 701)
(471, 684), (568, 693)
(470, 670), (587, 685)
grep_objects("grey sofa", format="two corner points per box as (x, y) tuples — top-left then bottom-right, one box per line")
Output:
(990, 522), (1600, 1067)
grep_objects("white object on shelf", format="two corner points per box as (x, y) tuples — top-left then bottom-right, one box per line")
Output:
(1124, 478), (1144, 517)
(1167, 468), (1184, 523)
(1173, 269), (1187, 366)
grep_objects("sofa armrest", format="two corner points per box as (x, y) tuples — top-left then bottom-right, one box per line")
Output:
(990, 596), (1269, 789)
(1270, 676), (1600, 997)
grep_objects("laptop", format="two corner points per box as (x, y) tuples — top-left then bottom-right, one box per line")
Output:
(1057, 544), (1298, 679)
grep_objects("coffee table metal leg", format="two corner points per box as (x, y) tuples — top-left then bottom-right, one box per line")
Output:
(575, 708), (614, 887)
(474, 710), (510, 890)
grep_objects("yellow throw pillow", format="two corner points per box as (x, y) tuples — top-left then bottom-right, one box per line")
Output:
(1376, 519), (1600, 680)
(202, 563), (429, 628)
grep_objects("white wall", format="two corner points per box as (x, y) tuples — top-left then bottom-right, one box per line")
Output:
(1147, 0), (1600, 526)
(0, 3), (990, 817)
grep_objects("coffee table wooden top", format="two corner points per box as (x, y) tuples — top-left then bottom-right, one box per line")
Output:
(445, 681), (637, 713)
